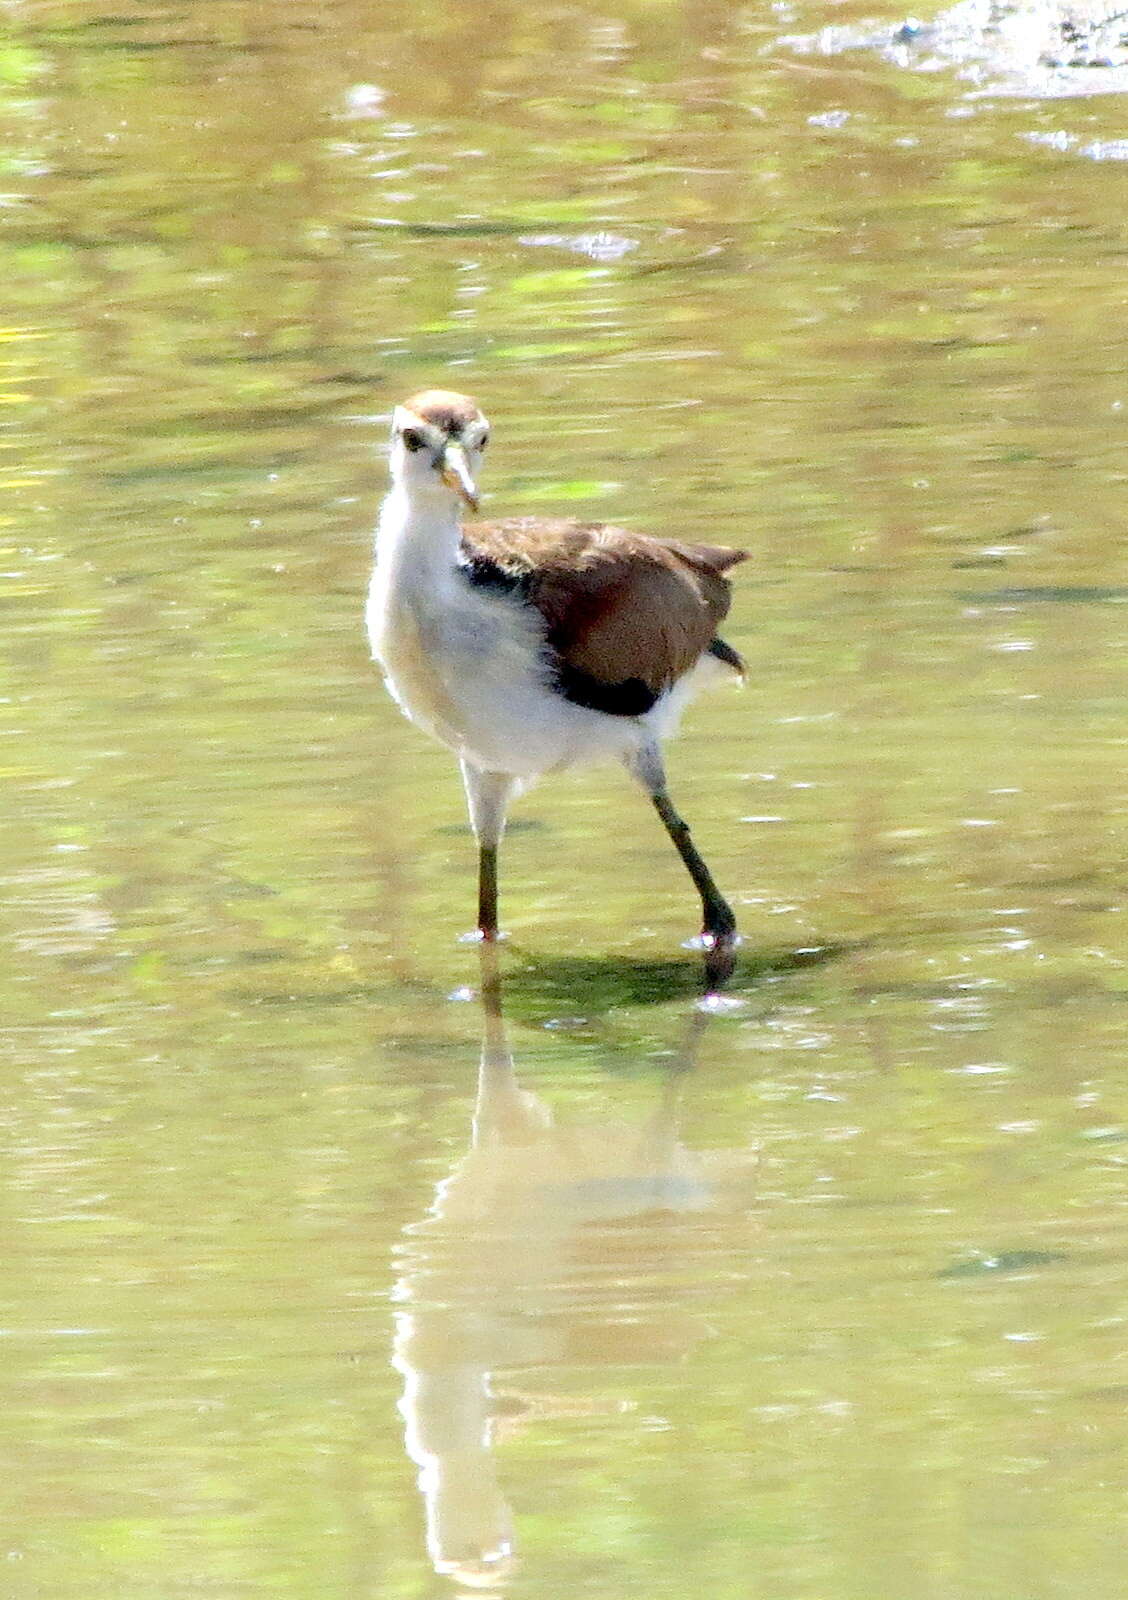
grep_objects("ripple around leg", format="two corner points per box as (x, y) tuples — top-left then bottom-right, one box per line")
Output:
(696, 991), (746, 1015)
(682, 932), (745, 952)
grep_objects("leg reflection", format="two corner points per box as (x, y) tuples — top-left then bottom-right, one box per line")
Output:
(392, 947), (734, 1589)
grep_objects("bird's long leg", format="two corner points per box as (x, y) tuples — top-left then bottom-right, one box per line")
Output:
(627, 743), (738, 987)
(478, 844), (499, 939)
(460, 762), (518, 941)
(650, 789), (737, 941)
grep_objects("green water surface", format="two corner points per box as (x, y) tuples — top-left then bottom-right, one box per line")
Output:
(2, 2), (1128, 1596)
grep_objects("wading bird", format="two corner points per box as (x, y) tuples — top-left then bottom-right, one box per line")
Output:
(366, 389), (746, 980)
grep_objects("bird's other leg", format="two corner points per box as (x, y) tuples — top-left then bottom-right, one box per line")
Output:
(459, 761), (517, 942)
(626, 742), (738, 988)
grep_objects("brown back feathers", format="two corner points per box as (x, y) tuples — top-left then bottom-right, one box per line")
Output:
(461, 517), (746, 697)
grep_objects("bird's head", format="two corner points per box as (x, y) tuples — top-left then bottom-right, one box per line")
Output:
(389, 389), (489, 513)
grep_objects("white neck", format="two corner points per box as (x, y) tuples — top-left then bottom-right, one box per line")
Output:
(375, 483), (463, 586)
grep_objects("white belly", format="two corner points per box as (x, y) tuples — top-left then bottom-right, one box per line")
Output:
(366, 564), (656, 778)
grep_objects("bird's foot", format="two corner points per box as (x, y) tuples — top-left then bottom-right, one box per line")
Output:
(457, 927), (510, 944)
(692, 917), (741, 991)
(702, 935), (738, 991)
(680, 930), (740, 989)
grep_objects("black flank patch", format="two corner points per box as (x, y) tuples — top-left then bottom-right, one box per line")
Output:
(554, 665), (660, 718)
(457, 547), (659, 717)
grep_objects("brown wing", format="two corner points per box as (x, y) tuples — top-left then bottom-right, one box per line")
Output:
(462, 517), (746, 699)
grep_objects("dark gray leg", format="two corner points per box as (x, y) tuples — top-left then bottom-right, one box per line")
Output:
(650, 789), (738, 943)
(460, 762), (517, 941)
(627, 743), (738, 987)
(477, 843), (499, 940)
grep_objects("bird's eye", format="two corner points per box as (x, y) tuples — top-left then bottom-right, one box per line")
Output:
(478, 433), (489, 452)
(401, 427), (425, 453)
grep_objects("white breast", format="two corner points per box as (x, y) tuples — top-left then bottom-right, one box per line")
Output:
(369, 557), (536, 754)
(366, 493), (704, 778)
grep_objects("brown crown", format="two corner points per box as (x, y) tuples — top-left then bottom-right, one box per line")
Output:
(402, 389), (485, 436)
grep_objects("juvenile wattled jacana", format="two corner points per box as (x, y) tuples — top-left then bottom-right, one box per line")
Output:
(366, 390), (746, 984)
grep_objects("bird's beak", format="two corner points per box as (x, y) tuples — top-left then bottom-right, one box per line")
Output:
(440, 443), (479, 512)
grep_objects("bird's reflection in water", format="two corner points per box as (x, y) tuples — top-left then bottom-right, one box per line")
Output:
(392, 948), (756, 1591)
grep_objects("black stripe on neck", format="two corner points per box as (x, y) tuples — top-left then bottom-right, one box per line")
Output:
(457, 547), (532, 600)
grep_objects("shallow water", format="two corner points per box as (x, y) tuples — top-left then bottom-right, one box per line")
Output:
(3, 1), (1128, 1595)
